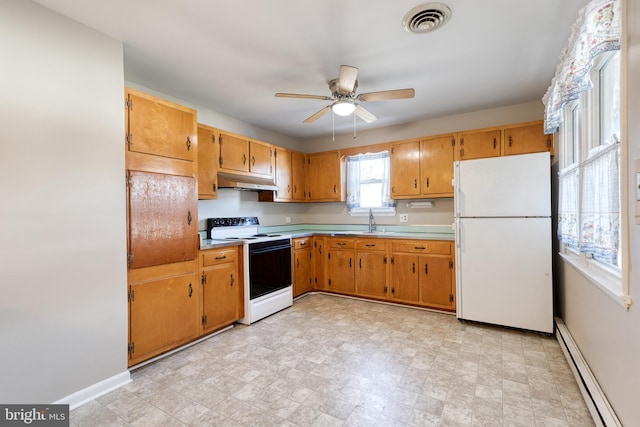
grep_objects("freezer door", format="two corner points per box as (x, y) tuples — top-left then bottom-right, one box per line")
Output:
(455, 152), (550, 218)
(456, 217), (553, 333)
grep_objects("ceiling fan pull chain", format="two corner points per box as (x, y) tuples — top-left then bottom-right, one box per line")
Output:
(353, 112), (357, 140)
(332, 111), (335, 141)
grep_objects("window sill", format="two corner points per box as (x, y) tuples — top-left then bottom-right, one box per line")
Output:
(348, 208), (396, 216)
(558, 251), (631, 310)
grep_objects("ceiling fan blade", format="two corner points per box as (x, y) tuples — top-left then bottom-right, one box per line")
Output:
(357, 88), (415, 102)
(303, 106), (332, 124)
(338, 65), (358, 94)
(275, 93), (332, 100)
(354, 104), (377, 123)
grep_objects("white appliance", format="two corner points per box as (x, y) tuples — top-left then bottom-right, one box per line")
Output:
(454, 152), (553, 333)
(206, 217), (293, 325)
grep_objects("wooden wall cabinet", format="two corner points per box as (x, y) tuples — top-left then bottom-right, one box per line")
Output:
(218, 131), (274, 179)
(292, 237), (313, 297)
(390, 139), (421, 198)
(306, 151), (345, 202)
(197, 124), (218, 200)
(503, 121), (554, 156)
(390, 135), (455, 199)
(456, 129), (501, 161)
(291, 151), (307, 201)
(421, 134), (456, 198)
(200, 246), (243, 334)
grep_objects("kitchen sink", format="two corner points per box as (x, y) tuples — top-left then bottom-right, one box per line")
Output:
(337, 230), (396, 236)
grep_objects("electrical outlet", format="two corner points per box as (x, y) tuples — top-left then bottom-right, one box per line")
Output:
(285, 216), (291, 224)
(399, 214), (409, 223)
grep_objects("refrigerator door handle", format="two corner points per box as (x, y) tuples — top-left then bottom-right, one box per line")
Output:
(455, 219), (461, 248)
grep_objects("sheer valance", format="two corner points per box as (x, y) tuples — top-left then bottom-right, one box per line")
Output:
(542, 0), (620, 134)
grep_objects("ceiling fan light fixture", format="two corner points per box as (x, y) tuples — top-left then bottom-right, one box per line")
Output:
(332, 100), (356, 116)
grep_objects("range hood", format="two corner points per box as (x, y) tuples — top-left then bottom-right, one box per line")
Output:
(217, 172), (277, 191)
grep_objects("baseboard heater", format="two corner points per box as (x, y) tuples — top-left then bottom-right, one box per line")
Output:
(554, 317), (622, 426)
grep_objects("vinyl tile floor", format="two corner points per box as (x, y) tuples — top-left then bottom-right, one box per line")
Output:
(71, 294), (595, 426)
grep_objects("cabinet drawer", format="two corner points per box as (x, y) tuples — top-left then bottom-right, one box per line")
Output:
(201, 247), (237, 266)
(293, 237), (312, 250)
(355, 239), (387, 251)
(391, 240), (451, 254)
(329, 238), (355, 249)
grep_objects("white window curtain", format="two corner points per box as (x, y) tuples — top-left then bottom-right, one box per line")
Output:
(558, 164), (580, 249)
(346, 151), (395, 209)
(542, 0), (620, 134)
(580, 142), (620, 265)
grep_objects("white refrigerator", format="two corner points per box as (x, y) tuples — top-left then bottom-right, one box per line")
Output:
(454, 152), (553, 333)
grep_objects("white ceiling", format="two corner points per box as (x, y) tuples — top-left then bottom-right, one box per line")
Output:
(34, 0), (587, 139)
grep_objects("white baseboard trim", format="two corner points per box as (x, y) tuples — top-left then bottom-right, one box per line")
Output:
(554, 317), (621, 427)
(53, 371), (131, 410)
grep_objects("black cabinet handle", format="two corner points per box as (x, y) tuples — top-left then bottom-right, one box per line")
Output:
(188, 283), (193, 297)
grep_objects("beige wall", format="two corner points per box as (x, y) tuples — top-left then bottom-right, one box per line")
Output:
(555, 1), (640, 424)
(0, 0), (128, 403)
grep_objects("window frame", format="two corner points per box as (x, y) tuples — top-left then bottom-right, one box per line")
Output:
(557, 50), (629, 309)
(346, 151), (396, 216)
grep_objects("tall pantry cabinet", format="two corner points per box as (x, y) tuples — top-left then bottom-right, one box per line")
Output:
(125, 88), (200, 367)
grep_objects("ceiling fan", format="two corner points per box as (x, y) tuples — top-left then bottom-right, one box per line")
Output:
(275, 65), (415, 124)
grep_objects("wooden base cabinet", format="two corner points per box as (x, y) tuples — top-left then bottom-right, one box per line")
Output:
(293, 237), (313, 297)
(313, 236), (326, 290)
(390, 240), (455, 311)
(355, 239), (388, 300)
(128, 262), (199, 366)
(200, 246), (243, 334)
(327, 238), (355, 294)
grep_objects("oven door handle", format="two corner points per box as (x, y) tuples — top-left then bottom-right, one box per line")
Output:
(250, 244), (292, 255)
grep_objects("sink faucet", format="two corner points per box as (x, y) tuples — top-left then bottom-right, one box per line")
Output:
(368, 208), (377, 233)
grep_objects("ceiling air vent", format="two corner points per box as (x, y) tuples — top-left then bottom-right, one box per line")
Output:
(402, 3), (451, 34)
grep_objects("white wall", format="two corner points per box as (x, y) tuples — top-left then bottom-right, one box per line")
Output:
(0, 0), (127, 403)
(555, 2), (640, 424)
(301, 101), (544, 153)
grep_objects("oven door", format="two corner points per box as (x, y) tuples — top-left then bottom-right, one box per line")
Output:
(249, 239), (292, 300)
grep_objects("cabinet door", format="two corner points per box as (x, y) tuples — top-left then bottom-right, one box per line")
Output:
(421, 135), (455, 197)
(503, 122), (554, 156)
(389, 254), (420, 304)
(197, 125), (218, 200)
(128, 171), (197, 269)
(249, 140), (274, 177)
(390, 140), (421, 197)
(291, 151), (307, 201)
(419, 254), (454, 310)
(327, 250), (355, 293)
(219, 132), (249, 173)
(129, 271), (199, 365)
(202, 263), (240, 333)
(293, 248), (313, 297)
(355, 252), (388, 299)
(457, 129), (501, 160)
(313, 236), (326, 290)
(126, 91), (196, 162)
(274, 148), (292, 201)
(307, 152), (342, 201)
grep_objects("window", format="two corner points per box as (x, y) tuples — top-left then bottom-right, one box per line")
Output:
(346, 151), (396, 215)
(557, 50), (623, 302)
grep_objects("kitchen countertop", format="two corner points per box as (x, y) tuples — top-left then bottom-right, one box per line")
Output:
(200, 224), (454, 250)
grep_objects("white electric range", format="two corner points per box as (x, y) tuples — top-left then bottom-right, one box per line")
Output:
(206, 217), (292, 324)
